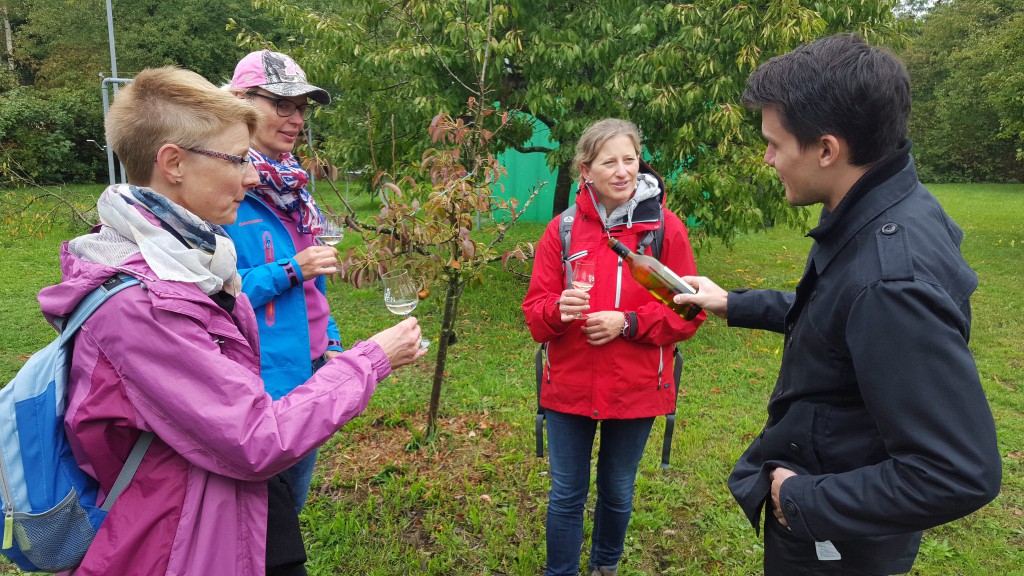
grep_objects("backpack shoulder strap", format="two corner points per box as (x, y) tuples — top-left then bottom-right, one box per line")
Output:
(536, 206), (579, 457)
(101, 431), (154, 511)
(635, 204), (665, 260)
(57, 272), (152, 509)
(58, 273), (141, 342)
(557, 205), (577, 289)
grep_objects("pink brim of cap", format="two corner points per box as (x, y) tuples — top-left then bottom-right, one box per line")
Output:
(230, 50), (331, 105)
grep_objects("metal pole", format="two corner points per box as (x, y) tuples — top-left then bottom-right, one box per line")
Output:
(105, 0), (118, 83)
(101, 81), (115, 186)
(101, 78), (133, 185)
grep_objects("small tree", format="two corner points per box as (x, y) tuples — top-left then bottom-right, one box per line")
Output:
(301, 0), (540, 437)
(322, 104), (538, 438)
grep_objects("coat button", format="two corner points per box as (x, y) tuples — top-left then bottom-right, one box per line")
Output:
(789, 443), (800, 452)
(593, 410), (599, 417)
(881, 223), (899, 235)
(784, 502), (798, 516)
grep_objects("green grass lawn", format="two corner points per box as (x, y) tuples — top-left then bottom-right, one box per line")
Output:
(0, 182), (1021, 575)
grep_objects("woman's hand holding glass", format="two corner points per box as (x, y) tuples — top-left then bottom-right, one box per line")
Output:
(369, 317), (428, 368)
(293, 245), (338, 280)
(559, 260), (595, 322)
(291, 215), (344, 281)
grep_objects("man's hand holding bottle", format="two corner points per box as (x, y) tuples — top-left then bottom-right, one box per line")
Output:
(673, 277), (729, 319)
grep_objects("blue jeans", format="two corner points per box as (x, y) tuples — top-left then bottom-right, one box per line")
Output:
(280, 448), (318, 514)
(544, 410), (655, 576)
(277, 354), (330, 514)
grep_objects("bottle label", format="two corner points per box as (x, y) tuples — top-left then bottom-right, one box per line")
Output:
(657, 265), (696, 295)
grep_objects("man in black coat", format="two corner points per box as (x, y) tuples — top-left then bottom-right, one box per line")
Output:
(674, 33), (1001, 575)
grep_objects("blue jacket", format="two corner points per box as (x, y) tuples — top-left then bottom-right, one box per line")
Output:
(224, 193), (343, 399)
(727, 146), (1001, 574)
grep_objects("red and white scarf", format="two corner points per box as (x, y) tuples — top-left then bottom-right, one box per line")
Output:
(248, 149), (325, 235)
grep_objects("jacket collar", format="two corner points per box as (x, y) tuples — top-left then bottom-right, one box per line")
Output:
(807, 141), (916, 274)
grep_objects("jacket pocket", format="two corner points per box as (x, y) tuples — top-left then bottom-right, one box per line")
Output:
(760, 402), (824, 475)
(815, 404), (888, 473)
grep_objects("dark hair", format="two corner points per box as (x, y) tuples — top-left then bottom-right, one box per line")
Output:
(742, 33), (910, 166)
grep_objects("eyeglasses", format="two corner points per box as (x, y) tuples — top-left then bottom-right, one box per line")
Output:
(183, 147), (251, 174)
(247, 92), (314, 118)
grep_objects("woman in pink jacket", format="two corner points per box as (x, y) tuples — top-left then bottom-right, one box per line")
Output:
(39, 66), (426, 576)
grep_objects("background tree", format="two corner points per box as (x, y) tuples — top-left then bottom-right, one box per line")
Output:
(298, 1), (538, 438)
(249, 0), (904, 246)
(0, 0), (283, 185)
(898, 0), (1024, 182)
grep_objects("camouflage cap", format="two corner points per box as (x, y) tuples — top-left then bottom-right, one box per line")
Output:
(230, 50), (331, 105)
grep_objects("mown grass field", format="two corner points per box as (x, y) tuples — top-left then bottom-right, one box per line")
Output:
(0, 183), (1021, 575)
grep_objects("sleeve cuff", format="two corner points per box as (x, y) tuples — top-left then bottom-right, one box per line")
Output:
(354, 340), (392, 381)
(277, 258), (303, 287)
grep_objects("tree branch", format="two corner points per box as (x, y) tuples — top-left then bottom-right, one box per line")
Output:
(392, 3), (477, 96)
(514, 145), (555, 154)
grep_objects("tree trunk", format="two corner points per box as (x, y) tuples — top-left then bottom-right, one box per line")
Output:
(2, 7), (13, 71)
(551, 158), (574, 217)
(426, 272), (464, 437)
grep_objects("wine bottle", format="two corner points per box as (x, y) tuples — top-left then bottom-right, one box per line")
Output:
(607, 239), (701, 320)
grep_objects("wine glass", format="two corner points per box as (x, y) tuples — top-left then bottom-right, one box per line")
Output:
(571, 260), (595, 293)
(316, 214), (345, 246)
(570, 260), (595, 318)
(381, 269), (429, 350)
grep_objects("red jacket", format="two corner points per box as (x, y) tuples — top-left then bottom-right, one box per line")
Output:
(523, 167), (705, 419)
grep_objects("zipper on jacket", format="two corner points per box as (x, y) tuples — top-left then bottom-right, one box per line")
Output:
(614, 256), (624, 308)
(0, 456), (14, 549)
(566, 250), (588, 263)
(262, 231), (277, 326)
(657, 346), (665, 389)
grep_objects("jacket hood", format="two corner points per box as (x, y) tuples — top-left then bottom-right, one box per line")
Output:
(37, 241), (154, 331)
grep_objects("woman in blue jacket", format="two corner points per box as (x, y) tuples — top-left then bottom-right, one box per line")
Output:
(223, 49), (340, 514)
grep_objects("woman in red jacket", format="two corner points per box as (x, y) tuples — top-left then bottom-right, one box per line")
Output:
(523, 118), (705, 576)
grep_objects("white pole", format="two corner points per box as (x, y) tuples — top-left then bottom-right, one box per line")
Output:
(105, 0), (117, 84)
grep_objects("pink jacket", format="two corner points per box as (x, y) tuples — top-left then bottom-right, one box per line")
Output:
(39, 246), (391, 575)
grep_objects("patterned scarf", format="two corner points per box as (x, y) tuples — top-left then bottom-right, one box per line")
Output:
(248, 149), (325, 235)
(71, 185), (242, 296)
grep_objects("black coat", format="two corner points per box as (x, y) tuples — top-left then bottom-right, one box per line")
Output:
(727, 146), (1001, 574)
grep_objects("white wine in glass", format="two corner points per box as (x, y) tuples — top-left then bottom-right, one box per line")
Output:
(381, 269), (429, 350)
(571, 260), (595, 293)
(570, 260), (595, 318)
(316, 214), (345, 246)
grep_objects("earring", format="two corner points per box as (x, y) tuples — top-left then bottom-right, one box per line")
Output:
(175, 179), (182, 184)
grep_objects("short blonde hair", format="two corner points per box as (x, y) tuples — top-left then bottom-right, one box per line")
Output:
(106, 66), (259, 183)
(572, 118), (643, 179)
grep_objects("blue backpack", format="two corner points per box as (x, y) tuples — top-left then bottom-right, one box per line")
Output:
(0, 274), (153, 572)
